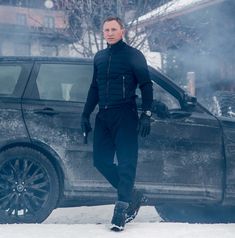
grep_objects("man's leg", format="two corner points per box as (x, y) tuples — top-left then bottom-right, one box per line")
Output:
(114, 107), (146, 223)
(110, 106), (138, 231)
(93, 111), (119, 189)
(114, 106), (139, 203)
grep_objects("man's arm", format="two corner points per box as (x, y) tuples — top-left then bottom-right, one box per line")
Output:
(81, 62), (99, 143)
(82, 63), (99, 117)
(131, 49), (153, 137)
(131, 49), (153, 111)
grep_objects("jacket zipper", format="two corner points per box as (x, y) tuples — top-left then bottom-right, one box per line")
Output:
(105, 53), (112, 109)
(122, 76), (126, 99)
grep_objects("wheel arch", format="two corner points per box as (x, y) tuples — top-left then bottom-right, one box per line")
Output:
(0, 139), (66, 207)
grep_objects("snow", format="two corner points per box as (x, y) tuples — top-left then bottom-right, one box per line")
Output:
(1, 205), (235, 238)
(134, 0), (225, 25)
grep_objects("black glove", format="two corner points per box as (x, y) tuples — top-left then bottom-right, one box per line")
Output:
(138, 113), (151, 137)
(81, 114), (92, 144)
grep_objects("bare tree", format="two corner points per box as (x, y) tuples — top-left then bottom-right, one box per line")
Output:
(53, 0), (172, 57)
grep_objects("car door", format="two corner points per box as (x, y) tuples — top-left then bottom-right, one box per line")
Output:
(22, 60), (107, 192)
(136, 73), (224, 203)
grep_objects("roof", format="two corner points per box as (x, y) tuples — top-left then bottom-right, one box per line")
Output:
(134, 0), (226, 27)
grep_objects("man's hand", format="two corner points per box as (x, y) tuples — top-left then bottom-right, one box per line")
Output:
(138, 113), (151, 137)
(81, 114), (92, 144)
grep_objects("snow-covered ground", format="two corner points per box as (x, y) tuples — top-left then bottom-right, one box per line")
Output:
(1, 205), (235, 238)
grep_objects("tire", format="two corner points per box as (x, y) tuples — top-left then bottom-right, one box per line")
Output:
(0, 147), (59, 223)
(155, 203), (235, 223)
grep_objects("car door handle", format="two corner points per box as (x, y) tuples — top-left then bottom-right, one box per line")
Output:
(33, 108), (59, 116)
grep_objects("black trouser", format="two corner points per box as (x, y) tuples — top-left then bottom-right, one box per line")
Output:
(93, 104), (138, 203)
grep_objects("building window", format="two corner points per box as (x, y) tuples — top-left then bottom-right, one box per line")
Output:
(44, 16), (54, 29)
(16, 13), (27, 25)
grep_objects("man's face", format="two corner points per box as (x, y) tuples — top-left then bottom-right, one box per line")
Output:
(103, 20), (124, 45)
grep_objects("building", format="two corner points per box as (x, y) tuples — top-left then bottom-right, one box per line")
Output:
(135, 0), (235, 112)
(0, 0), (72, 56)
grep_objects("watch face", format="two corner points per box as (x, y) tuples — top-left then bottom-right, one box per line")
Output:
(145, 110), (152, 116)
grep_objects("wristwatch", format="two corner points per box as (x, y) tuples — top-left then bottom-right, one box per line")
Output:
(144, 110), (152, 117)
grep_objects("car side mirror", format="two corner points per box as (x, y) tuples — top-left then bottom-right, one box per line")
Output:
(183, 94), (197, 110)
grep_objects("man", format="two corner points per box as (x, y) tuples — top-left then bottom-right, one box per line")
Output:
(81, 16), (153, 231)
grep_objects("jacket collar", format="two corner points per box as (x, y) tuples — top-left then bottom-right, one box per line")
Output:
(107, 39), (126, 52)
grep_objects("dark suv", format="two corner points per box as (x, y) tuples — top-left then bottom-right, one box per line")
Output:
(1, 56), (235, 224)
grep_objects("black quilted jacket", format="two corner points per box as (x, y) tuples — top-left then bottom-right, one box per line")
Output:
(83, 40), (153, 116)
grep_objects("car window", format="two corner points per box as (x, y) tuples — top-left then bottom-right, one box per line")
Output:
(36, 63), (93, 102)
(0, 65), (22, 96)
(136, 81), (180, 110)
(152, 82), (180, 110)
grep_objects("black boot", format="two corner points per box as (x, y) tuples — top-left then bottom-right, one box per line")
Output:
(125, 190), (146, 223)
(110, 201), (129, 232)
